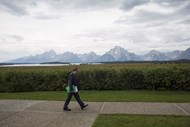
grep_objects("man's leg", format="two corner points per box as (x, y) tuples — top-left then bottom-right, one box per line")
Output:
(73, 92), (85, 108)
(63, 93), (73, 110)
(74, 92), (88, 109)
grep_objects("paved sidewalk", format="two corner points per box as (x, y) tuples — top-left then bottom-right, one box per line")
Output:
(0, 100), (190, 127)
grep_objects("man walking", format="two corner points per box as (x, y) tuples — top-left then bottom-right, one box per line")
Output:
(63, 67), (88, 111)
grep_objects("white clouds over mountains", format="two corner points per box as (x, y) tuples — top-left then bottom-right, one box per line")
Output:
(0, 0), (190, 62)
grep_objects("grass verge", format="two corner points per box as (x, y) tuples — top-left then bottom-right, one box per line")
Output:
(92, 114), (190, 127)
(0, 90), (190, 102)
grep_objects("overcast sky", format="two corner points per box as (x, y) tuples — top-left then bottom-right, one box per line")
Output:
(0, 0), (190, 62)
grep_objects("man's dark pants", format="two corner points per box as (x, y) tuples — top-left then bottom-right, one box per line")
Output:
(64, 92), (84, 109)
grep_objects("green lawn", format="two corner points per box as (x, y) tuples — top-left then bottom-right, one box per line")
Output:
(92, 114), (190, 127)
(0, 90), (190, 102)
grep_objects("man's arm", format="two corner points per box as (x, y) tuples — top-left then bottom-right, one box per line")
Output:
(68, 73), (74, 91)
(73, 75), (79, 86)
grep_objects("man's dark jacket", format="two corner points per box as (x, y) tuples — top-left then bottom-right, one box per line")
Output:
(68, 72), (78, 91)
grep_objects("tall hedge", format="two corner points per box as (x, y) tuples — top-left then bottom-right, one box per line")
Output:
(0, 71), (69, 92)
(0, 66), (190, 92)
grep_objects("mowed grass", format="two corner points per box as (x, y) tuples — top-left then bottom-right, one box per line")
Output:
(92, 114), (190, 127)
(0, 90), (190, 102)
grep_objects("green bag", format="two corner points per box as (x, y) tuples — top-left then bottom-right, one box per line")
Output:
(66, 85), (78, 93)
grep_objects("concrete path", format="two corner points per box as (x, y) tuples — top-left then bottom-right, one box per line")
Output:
(0, 100), (190, 127)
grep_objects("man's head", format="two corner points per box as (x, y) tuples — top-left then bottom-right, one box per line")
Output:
(72, 67), (78, 74)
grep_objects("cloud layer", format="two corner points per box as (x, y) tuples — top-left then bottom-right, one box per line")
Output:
(0, 0), (190, 62)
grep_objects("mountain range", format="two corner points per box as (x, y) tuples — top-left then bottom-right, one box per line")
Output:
(7, 46), (190, 63)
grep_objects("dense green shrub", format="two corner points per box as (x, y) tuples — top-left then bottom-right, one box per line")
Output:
(143, 67), (190, 91)
(0, 63), (190, 92)
(0, 71), (69, 92)
(119, 69), (145, 89)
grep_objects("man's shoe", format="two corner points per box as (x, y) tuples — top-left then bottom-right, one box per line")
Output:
(63, 108), (71, 111)
(82, 104), (88, 110)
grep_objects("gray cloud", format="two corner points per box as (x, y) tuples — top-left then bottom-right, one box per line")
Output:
(180, 18), (190, 24)
(44, 0), (120, 11)
(33, 12), (62, 20)
(113, 1), (190, 52)
(120, 0), (190, 11)
(0, 0), (189, 16)
(116, 0), (190, 26)
(120, 0), (149, 11)
(177, 1), (190, 15)
(179, 37), (190, 43)
(8, 35), (24, 42)
(71, 0), (118, 9)
(153, 0), (188, 6)
(0, 0), (120, 17)
(160, 30), (189, 43)
(0, 0), (37, 16)
(0, 35), (24, 43)
(115, 12), (168, 27)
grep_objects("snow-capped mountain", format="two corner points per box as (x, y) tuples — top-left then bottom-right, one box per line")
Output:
(8, 50), (57, 63)
(105, 46), (140, 61)
(97, 54), (115, 62)
(165, 50), (183, 60)
(77, 51), (99, 62)
(55, 52), (81, 63)
(144, 50), (171, 61)
(177, 48), (190, 60)
(6, 46), (190, 63)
